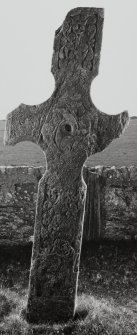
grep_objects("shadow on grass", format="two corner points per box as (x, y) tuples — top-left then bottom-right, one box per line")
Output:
(0, 243), (32, 288)
(0, 290), (137, 335)
(0, 241), (137, 334)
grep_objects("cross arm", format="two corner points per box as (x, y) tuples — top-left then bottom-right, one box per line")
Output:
(89, 109), (129, 154)
(4, 101), (50, 146)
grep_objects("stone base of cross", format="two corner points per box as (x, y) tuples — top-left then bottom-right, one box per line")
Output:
(4, 7), (129, 323)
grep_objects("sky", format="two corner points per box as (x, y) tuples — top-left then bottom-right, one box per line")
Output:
(0, 0), (137, 120)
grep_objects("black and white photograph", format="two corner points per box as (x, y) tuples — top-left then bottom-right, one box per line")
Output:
(0, 1), (137, 334)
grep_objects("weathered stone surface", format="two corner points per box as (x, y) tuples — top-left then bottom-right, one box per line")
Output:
(4, 7), (129, 323)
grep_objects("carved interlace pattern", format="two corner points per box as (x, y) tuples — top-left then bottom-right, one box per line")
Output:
(52, 11), (97, 76)
(4, 7), (129, 323)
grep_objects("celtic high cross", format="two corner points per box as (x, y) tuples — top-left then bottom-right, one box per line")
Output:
(4, 8), (129, 323)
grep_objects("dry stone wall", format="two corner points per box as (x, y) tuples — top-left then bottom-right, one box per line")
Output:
(0, 165), (137, 245)
(0, 166), (44, 245)
(84, 166), (137, 241)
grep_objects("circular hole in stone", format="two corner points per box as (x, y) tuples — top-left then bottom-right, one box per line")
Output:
(65, 124), (72, 132)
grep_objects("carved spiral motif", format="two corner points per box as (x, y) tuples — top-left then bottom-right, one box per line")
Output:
(51, 239), (75, 259)
(55, 110), (78, 152)
(40, 108), (78, 153)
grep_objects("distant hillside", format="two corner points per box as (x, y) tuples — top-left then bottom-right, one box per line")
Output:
(0, 119), (137, 167)
(0, 120), (5, 130)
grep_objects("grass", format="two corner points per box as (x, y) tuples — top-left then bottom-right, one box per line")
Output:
(0, 119), (137, 167)
(86, 118), (137, 168)
(0, 242), (137, 334)
(1, 292), (137, 334)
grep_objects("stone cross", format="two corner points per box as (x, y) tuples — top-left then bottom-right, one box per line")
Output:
(4, 7), (129, 323)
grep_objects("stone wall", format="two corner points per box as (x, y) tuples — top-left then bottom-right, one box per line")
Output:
(84, 166), (137, 241)
(0, 166), (44, 245)
(0, 165), (137, 245)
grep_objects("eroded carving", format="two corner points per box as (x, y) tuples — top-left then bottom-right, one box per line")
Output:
(4, 7), (129, 323)
(52, 10), (98, 78)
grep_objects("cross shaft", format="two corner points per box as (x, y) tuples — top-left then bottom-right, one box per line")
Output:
(4, 7), (129, 323)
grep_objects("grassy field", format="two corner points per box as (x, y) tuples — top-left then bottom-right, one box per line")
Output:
(0, 118), (137, 167)
(0, 242), (137, 334)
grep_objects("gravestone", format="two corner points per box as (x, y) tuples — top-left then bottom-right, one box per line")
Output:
(4, 7), (129, 323)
